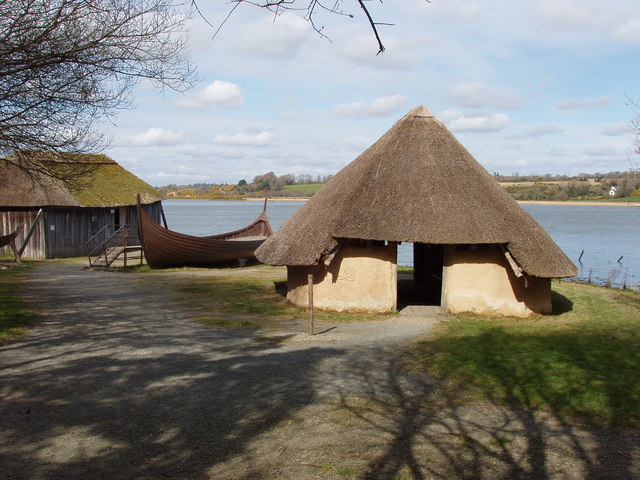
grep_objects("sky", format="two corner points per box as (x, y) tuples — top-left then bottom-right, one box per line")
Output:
(105, 0), (640, 186)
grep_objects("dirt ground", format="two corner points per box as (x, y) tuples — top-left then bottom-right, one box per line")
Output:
(0, 261), (638, 480)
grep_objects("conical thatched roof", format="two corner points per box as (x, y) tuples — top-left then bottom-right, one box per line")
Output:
(0, 151), (161, 207)
(256, 106), (577, 278)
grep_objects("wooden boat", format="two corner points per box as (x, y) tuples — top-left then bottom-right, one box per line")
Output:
(136, 197), (273, 269)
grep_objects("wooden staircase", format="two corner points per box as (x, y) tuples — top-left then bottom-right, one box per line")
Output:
(90, 245), (143, 268)
(86, 225), (144, 268)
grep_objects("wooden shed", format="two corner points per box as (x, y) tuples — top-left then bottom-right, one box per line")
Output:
(256, 106), (578, 317)
(0, 151), (162, 259)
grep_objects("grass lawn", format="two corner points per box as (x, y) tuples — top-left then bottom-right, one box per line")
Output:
(0, 264), (37, 343)
(134, 265), (388, 325)
(414, 281), (640, 428)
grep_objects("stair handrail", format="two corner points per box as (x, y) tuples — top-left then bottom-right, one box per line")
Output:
(86, 224), (111, 249)
(86, 224), (115, 265)
(99, 227), (122, 267)
(86, 224), (140, 267)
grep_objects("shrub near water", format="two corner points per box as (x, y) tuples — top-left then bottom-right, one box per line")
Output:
(416, 282), (640, 428)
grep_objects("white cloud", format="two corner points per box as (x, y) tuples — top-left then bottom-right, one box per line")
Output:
(343, 134), (372, 151)
(148, 169), (208, 183)
(601, 123), (630, 136)
(523, 125), (563, 137)
(532, 0), (640, 45)
(236, 13), (311, 58)
(175, 144), (217, 159)
(584, 143), (620, 156)
(113, 155), (140, 169)
(438, 109), (511, 132)
(336, 27), (423, 69)
(104, 2), (639, 184)
(535, 0), (616, 32)
(450, 83), (522, 110)
(212, 131), (275, 146)
(176, 80), (244, 109)
(425, 1), (483, 23)
(332, 95), (409, 118)
(613, 18), (640, 43)
(556, 96), (612, 110)
(131, 128), (183, 147)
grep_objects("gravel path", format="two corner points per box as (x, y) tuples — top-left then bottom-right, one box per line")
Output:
(1, 262), (638, 480)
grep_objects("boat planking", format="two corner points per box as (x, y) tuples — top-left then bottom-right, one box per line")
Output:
(136, 196), (273, 269)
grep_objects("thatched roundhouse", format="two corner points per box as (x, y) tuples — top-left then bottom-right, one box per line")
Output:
(0, 151), (162, 259)
(256, 106), (577, 317)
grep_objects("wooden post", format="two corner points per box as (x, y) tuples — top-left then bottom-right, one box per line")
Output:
(160, 203), (169, 229)
(9, 241), (21, 263)
(307, 273), (314, 336)
(18, 208), (43, 256)
(123, 227), (128, 268)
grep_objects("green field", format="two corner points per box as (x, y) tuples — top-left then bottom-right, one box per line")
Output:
(600, 195), (640, 203)
(283, 183), (324, 193)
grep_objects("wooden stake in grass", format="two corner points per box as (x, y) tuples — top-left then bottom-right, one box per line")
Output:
(308, 273), (314, 336)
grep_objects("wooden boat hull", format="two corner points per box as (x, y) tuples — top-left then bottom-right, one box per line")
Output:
(0, 225), (23, 262)
(0, 228), (20, 249)
(137, 199), (273, 269)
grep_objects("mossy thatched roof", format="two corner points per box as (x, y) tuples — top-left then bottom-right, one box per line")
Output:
(256, 106), (577, 278)
(0, 151), (161, 207)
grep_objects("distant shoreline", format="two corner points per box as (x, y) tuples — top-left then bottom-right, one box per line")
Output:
(248, 197), (640, 207)
(169, 197), (640, 207)
(245, 197), (310, 202)
(517, 200), (640, 207)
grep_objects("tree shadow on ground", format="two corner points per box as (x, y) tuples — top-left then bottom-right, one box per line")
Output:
(327, 344), (639, 480)
(2, 264), (638, 479)
(190, 342), (638, 480)
(0, 264), (344, 479)
(0, 328), (340, 479)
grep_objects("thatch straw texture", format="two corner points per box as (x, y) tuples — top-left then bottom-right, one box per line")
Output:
(0, 151), (161, 207)
(256, 106), (577, 278)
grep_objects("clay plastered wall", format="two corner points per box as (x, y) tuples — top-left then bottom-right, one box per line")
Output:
(442, 245), (551, 317)
(287, 243), (397, 313)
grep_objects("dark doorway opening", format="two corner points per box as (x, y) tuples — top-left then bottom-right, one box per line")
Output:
(113, 208), (120, 231)
(397, 243), (444, 309)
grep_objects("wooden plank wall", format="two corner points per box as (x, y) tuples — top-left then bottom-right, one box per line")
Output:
(44, 207), (114, 258)
(2, 202), (163, 259)
(0, 209), (45, 258)
(129, 201), (163, 226)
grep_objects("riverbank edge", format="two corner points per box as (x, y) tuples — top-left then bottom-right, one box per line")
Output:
(242, 197), (640, 207)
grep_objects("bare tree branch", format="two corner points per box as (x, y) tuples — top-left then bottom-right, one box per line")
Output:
(215, 0), (424, 54)
(0, 0), (196, 162)
(357, 0), (385, 54)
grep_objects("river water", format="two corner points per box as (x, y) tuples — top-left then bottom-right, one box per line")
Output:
(161, 199), (639, 289)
